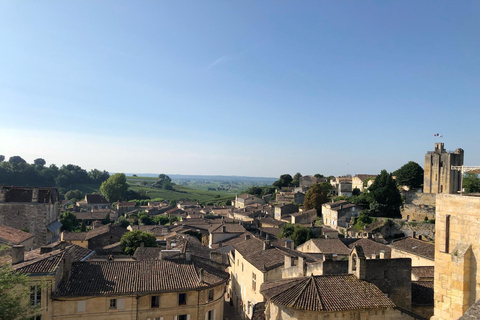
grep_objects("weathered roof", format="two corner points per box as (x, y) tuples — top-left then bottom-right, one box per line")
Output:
(308, 239), (351, 255)
(74, 211), (111, 220)
(411, 281), (434, 306)
(209, 223), (246, 234)
(390, 237), (435, 260)
(411, 266), (434, 279)
(353, 174), (377, 182)
(13, 244), (93, 274)
(346, 238), (391, 257)
(460, 299), (480, 319)
(260, 275), (395, 311)
(85, 194), (109, 204)
(252, 302), (266, 320)
(0, 225), (34, 244)
(234, 237), (317, 272)
(258, 217), (285, 227)
(55, 259), (229, 297)
(62, 231), (87, 241)
(291, 209), (317, 217)
(85, 224), (127, 241)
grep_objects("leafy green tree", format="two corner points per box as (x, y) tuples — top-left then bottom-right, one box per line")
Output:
(88, 169), (110, 183)
(368, 170), (402, 217)
(139, 214), (155, 225)
(116, 216), (130, 228)
(245, 186), (263, 196)
(33, 158), (46, 167)
(292, 172), (302, 187)
(80, 220), (87, 232)
(463, 173), (480, 193)
(303, 182), (333, 213)
(0, 155), (4, 162)
(314, 174), (325, 179)
(64, 189), (84, 201)
(278, 224), (313, 246)
(169, 200), (177, 207)
(153, 215), (170, 225)
(352, 188), (361, 196)
(8, 156), (26, 164)
(121, 230), (157, 255)
(60, 211), (79, 231)
(100, 173), (129, 202)
(0, 246), (43, 320)
(393, 161), (424, 189)
(154, 174), (174, 190)
(273, 174), (293, 189)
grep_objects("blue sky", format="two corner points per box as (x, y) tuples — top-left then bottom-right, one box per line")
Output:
(1, 1), (479, 177)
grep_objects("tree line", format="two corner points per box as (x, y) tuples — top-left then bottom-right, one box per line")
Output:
(0, 155), (110, 190)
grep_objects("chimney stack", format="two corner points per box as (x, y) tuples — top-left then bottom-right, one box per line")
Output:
(59, 240), (67, 250)
(11, 245), (25, 264)
(40, 246), (53, 254)
(285, 239), (294, 250)
(263, 241), (271, 250)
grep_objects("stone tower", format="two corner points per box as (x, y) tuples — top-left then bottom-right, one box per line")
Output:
(423, 143), (464, 194)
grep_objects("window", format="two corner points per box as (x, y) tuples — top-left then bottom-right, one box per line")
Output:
(207, 310), (215, 320)
(151, 295), (160, 308)
(109, 299), (117, 309)
(179, 293), (186, 305)
(208, 289), (214, 301)
(30, 286), (41, 307)
(77, 300), (86, 312)
(445, 215), (451, 253)
(252, 273), (256, 291)
(241, 263), (244, 272)
(178, 315), (188, 320)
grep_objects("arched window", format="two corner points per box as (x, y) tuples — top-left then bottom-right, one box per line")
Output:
(352, 254), (357, 271)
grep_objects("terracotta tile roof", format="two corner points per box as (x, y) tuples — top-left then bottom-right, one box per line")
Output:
(234, 237), (318, 272)
(390, 237), (435, 260)
(0, 225), (34, 244)
(258, 227), (282, 239)
(210, 233), (251, 250)
(291, 209), (316, 217)
(55, 259), (229, 297)
(346, 238), (391, 257)
(13, 244), (93, 274)
(308, 239), (351, 255)
(412, 281), (434, 306)
(261, 275), (395, 311)
(209, 223), (246, 234)
(133, 247), (162, 260)
(412, 266), (434, 279)
(85, 224), (128, 241)
(258, 217), (285, 228)
(85, 194), (109, 204)
(63, 232), (87, 241)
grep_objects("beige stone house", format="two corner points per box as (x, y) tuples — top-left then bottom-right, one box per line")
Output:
(229, 236), (317, 319)
(352, 174), (376, 192)
(296, 238), (351, 260)
(234, 194), (265, 209)
(51, 257), (229, 320)
(321, 200), (359, 230)
(76, 194), (110, 210)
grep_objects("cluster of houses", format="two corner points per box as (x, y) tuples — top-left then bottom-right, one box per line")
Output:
(1, 143), (479, 320)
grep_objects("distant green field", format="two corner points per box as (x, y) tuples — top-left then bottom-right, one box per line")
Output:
(126, 176), (235, 205)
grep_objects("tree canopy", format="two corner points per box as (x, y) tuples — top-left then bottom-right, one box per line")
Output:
(153, 174), (174, 190)
(60, 211), (79, 231)
(8, 156), (26, 164)
(278, 224), (313, 246)
(463, 173), (480, 193)
(292, 172), (302, 187)
(33, 158), (46, 166)
(64, 189), (84, 201)
(100, 173), (129, 202)
(273, 174), (293, 189)
(303, 182), (333, 213)
(393, 161), (424, 189)
(121, 230), (157, 255)
(367, 170), (402, 217)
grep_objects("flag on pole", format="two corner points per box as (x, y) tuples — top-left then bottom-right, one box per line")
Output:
(434, 133), (443, 137)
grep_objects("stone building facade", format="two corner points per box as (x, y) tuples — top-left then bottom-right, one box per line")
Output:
(432, 194), (480, 319)
(424, 142), (464, 194)
(0, 186), (61, 247)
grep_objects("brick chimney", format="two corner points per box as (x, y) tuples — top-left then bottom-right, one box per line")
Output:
(11, 245), (25, 264)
